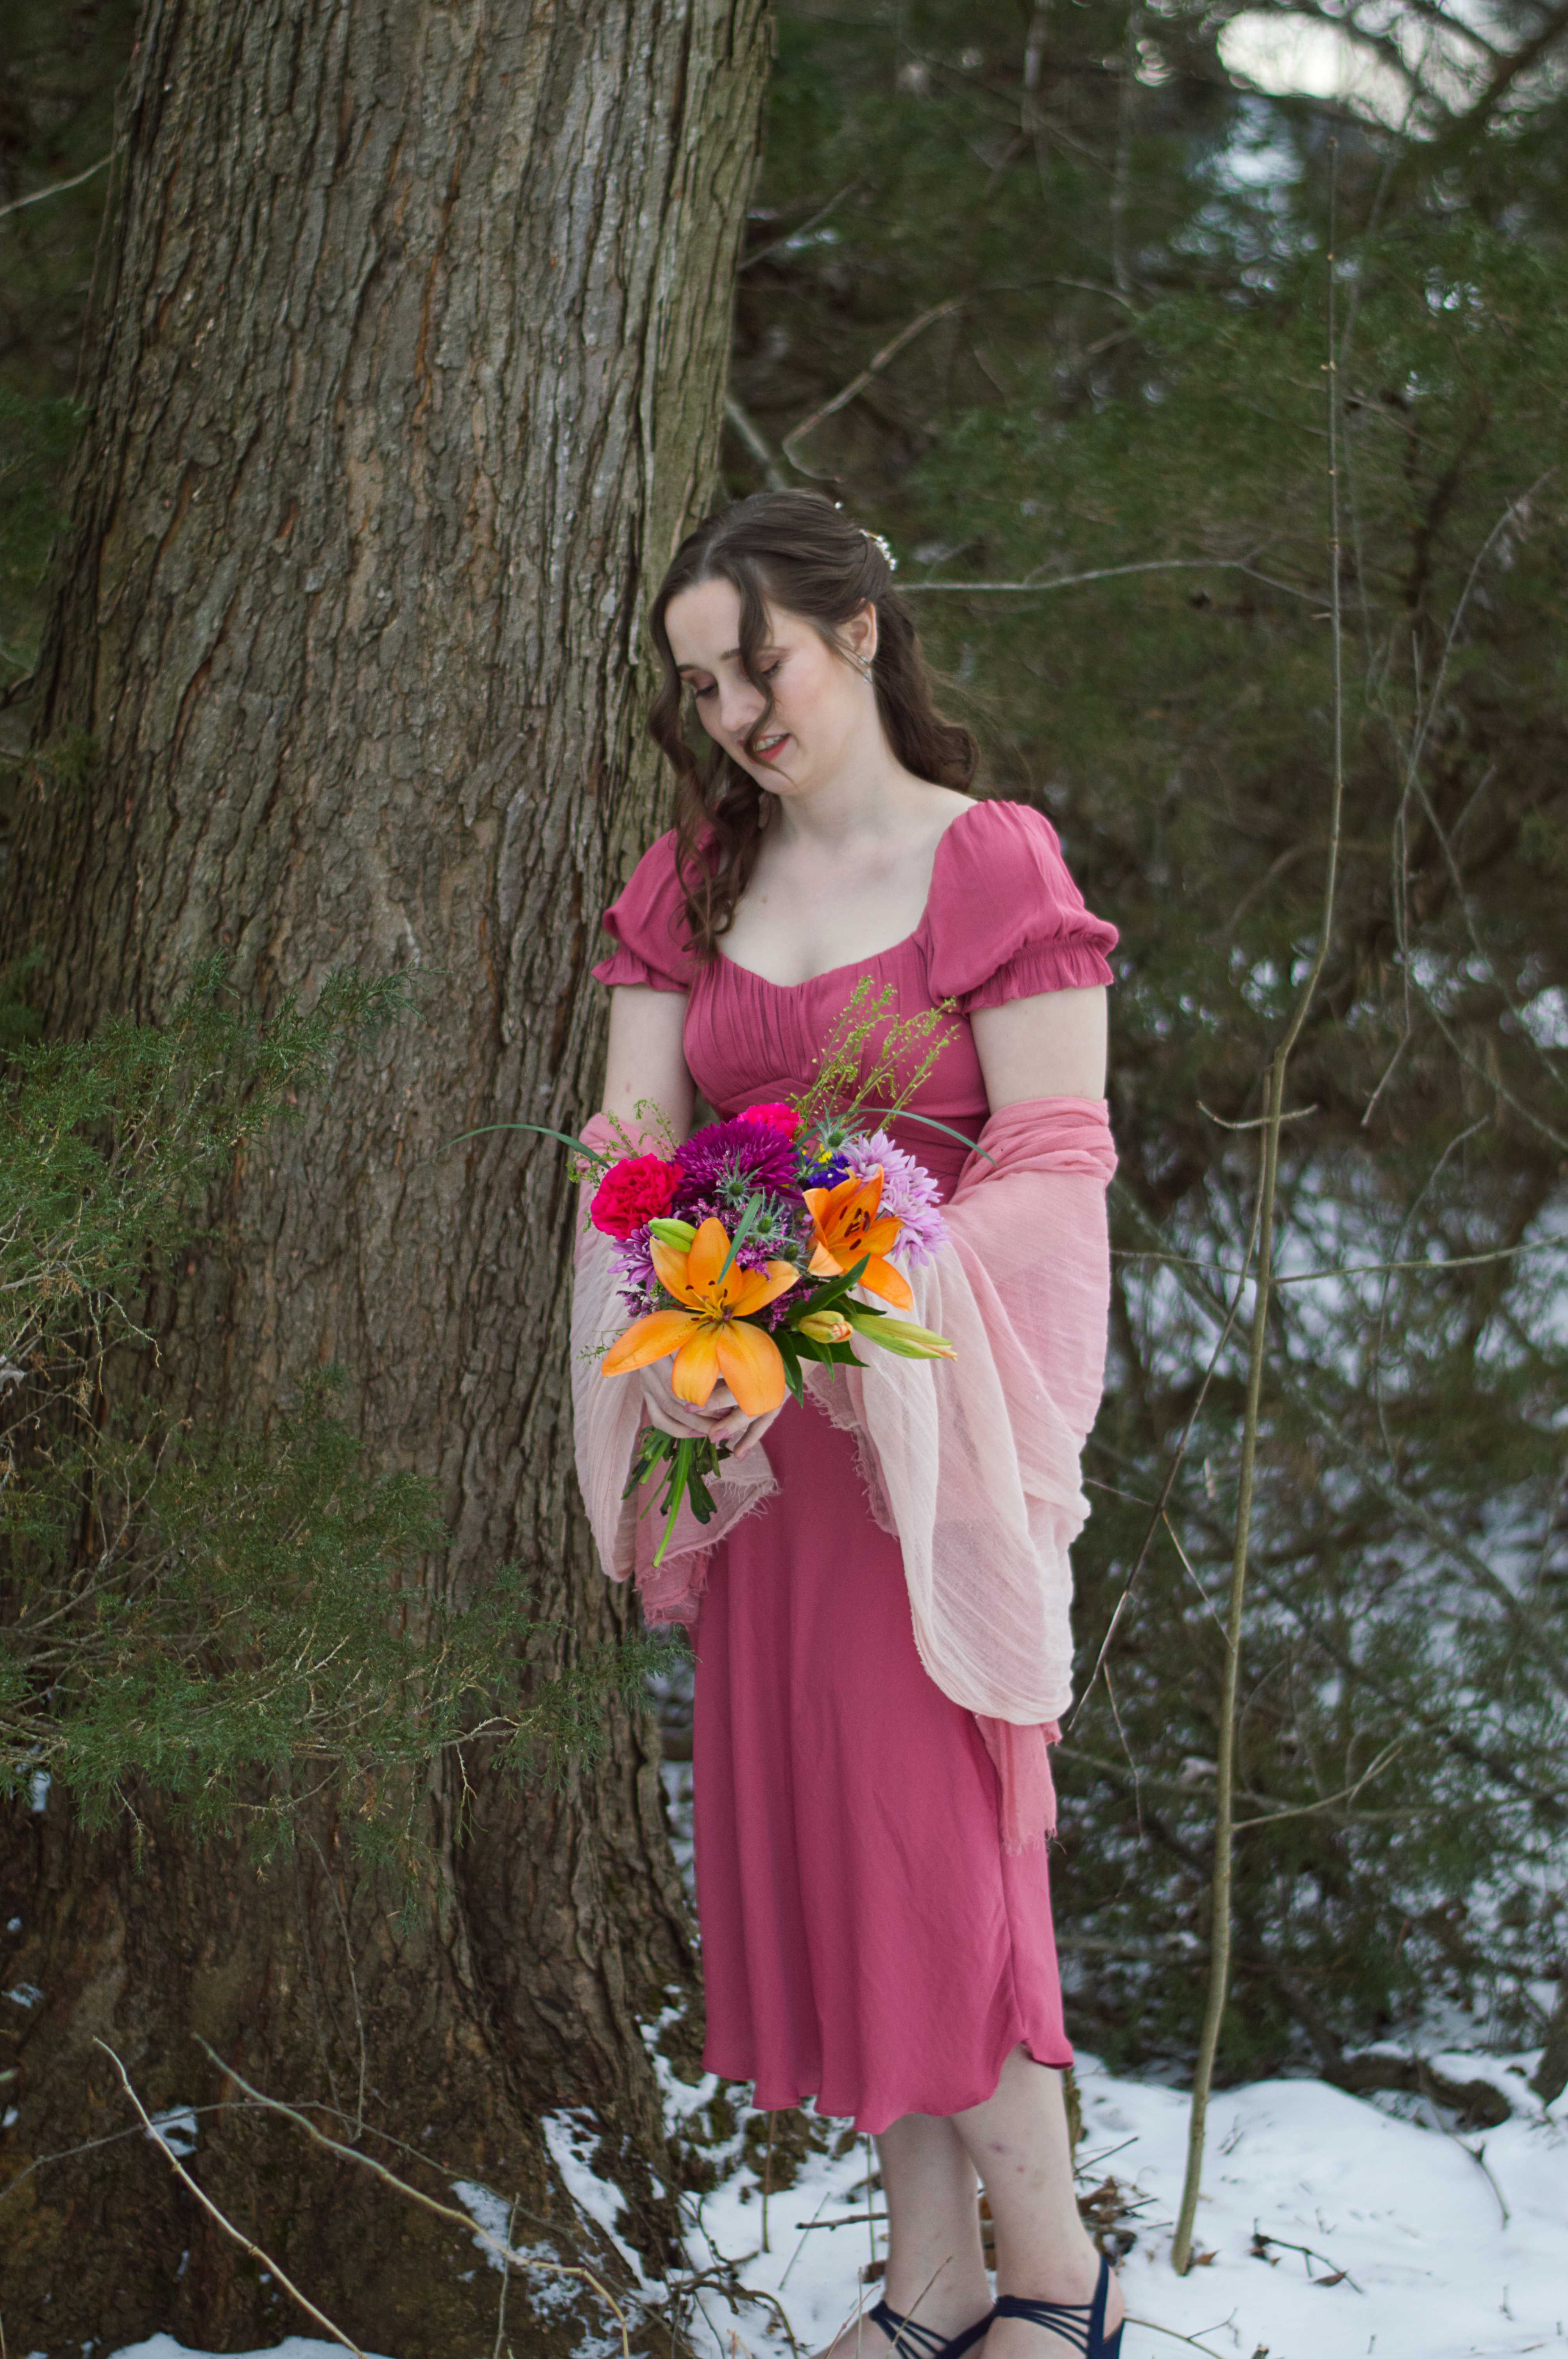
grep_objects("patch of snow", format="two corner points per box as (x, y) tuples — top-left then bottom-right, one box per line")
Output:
(109, 2344), (399, 2359)
(449, 2178), (514, 2273)
(149, 2106), (199, 2159)
(541, 2107), (655, 2290)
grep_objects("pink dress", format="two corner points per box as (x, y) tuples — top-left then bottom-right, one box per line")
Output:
(592, 798), (1118, 2132)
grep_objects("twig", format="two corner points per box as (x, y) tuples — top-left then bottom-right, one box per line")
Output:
(494, 2194), (520, 2359)
(1231, 1736), (1405, 1829)
(0, 152), (116, 223)
(792, 2211), (890, 2232)
(1125, 2319), (1231, 2354)
(740, 182), (859, 272)
(1171, 138), (1349, 2278)
(761, 2112), (775, 2253)
(95, 2042), (365, 2357)
(1067, 1179), (1263, 1732)
(1251, 2225), (1363, 2292)
(304, 1825), (368, 2140)
(724, 397), (789, 493)
(902, 558), (1316, 602)
(781, 303), (961, 472)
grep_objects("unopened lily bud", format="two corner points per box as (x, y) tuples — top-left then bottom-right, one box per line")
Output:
(846, 1310), (956, 1360)
(797, 1309), (852, 1344)
(648, 1217), (698, 1248)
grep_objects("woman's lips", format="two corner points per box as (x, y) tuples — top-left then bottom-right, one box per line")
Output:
(752, 733), (789, 763)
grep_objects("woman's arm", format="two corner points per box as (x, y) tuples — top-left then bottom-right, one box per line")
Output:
(970, 984), (1108, 1108)
(601, 984), (695, 1144)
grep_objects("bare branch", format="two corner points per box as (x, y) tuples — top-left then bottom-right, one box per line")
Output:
(96, 2042), (365, 2357)
(781, 302), (962, 473)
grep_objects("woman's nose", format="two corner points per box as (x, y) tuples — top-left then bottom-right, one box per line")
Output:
(718, 682), (766, 737)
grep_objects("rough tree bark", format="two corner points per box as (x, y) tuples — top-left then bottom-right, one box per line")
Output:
(0, 1), (769, 2348)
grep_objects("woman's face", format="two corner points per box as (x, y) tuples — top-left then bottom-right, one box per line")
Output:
(663, 575), (875, 801)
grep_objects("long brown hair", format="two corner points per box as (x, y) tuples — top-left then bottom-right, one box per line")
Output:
(646, 491), (978, 958)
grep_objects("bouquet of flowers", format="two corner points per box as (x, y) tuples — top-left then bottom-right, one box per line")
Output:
(584, 1100), (954, 1560)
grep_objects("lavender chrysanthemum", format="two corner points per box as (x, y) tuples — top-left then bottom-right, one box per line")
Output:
(677, 1116), (798, 1197)
(611, 1228), (659, 1315)
(838, 1130), (949, 1266)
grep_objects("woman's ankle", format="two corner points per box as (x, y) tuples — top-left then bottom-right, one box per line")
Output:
(880, 2258), (993, 2329)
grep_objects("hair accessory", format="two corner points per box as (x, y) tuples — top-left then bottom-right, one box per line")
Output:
(859, 527), (898, 572)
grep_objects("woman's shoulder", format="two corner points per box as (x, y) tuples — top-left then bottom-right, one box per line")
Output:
(926, 797), (1119, 1011)
(592, 829), (699, 994)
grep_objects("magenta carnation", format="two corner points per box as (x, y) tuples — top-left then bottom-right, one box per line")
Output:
(589, 1153), (684, 1241)
(739, 1101), (802, 1138)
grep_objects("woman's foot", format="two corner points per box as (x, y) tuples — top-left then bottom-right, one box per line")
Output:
(984, 2249), (1124, 2359)
(818, 2292), (995, 2359)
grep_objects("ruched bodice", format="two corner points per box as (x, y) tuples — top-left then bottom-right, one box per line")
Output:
(593, 796), (1117, 1197)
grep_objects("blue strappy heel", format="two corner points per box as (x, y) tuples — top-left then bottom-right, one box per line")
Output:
(865, 2297), (996, 2359)
(992, 2251), (1122, 2357)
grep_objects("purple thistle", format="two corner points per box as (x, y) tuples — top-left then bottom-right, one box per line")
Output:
(838, 1131), (949, 1267)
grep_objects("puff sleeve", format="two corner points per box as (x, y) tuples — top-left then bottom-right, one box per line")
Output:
(591, 829), (698, 994)
(927, 801), (1117, 1012)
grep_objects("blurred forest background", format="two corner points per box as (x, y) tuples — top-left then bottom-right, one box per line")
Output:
(4, 0), (1565, 2134)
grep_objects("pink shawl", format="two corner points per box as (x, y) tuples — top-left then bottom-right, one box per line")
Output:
(569, 1096), (1117, 1851)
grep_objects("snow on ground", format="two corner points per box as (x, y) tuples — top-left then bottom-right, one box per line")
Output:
(109, 2044), (1566, 2359)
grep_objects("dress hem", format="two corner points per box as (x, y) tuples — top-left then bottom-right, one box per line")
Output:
(705, 2023), (1076, 2137)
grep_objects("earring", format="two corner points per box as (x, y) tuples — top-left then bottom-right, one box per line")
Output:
(851, 652), (874, 681)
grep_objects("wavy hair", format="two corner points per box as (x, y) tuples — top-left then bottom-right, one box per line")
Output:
(646, 490), (978, 958)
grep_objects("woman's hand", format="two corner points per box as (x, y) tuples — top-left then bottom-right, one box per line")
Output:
(638, 1360), (783, 1459)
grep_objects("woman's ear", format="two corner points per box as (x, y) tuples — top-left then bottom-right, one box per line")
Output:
(844, 600), (879, 665)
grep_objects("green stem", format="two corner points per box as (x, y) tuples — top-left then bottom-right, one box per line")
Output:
(652, 1440), (693, 1568)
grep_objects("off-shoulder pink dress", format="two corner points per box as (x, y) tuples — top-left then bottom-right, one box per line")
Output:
(592, 798), (1117, 2132)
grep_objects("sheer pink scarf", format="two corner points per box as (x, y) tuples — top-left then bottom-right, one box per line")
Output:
(569, 1096), (1117, 1852)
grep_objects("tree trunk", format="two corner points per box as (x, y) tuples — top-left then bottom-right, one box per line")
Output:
(0, 1), (769, 2348)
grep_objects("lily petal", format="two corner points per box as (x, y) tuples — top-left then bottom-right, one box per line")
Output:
(650, 1236), (701, 1306)
(729, 1258), (801, 1316)
(670, 1323), (724, 1404)
(859, 1255), (915, 1311)
(685, 1217), (733, 1295)
(601, 1307), (698, 1376)
(714, 1319), (788, 1416)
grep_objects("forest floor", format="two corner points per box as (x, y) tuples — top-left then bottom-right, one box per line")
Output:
(102, 1759), (1566, 2359)
(104, 2036), (1566, 2359)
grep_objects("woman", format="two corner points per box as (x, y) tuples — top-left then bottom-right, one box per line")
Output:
(575, 492), (1125, 2359)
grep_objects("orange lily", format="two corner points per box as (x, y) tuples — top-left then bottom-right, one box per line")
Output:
(802, 1166), (914, 1310)
(601, 1216), (799, 1414)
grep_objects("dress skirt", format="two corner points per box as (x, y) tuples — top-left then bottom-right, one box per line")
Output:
(692, 1393), (1074, 2134)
